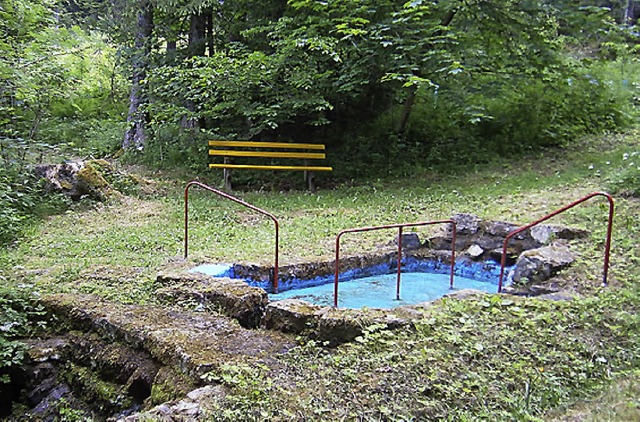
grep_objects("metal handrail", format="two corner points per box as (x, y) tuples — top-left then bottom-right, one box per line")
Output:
(333, 220), (457, 308)
(184, 180), (281, 292)
(498, 192), (614, 292)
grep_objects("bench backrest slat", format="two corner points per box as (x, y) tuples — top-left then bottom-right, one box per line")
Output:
(210, 163), (332, 171)
(209, 150), (326, 160)
(208, 140), (325, 150)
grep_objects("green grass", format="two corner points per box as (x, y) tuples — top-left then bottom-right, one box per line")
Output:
(1, 130), (639, 419)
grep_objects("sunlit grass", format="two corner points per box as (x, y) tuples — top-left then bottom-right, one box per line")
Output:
(1, 130), (637, 303)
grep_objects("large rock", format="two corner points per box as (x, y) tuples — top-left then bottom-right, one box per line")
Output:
(396, 232), (422, 250)
(452, 213), (482, 235)
(512, 242), (576, 284)
(530, 224), (589, 244)
(11, 333), (163, 420)
(35, 160), (115, 200)
(119, 385), (227, 422)
(41, 294), (295, 381)
(262, 298), (416, 346)
(262, 299), (324, 334)
(156, 271), (268, 328)
(427, 213), (589, 265)
(481, 220), (520, 238)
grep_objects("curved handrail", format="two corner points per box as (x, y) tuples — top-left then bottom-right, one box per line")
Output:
(498, 192), (614, 292)
(334, 220), (456, 308)
(184, 180), (281, 292)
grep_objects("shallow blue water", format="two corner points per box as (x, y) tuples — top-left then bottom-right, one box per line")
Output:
(189, 259), (510, 309)
(270, 272), (497, 309)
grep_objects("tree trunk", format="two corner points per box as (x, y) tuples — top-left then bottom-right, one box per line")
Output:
(623, 0), (636, 24)
(395, 85), (417, 135)
(123, 0), (154, 150)
(188, 11), (207, 56)
(206, 10), (214, 56)
(181, 9), (211, 130)
(395, 9), (457, 135)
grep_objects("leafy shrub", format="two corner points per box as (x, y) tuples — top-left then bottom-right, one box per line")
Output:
(0, 285), (47, 383)
(0, 168), (36, 245)
(124, 123), (209, 173)
(0, 139), (71, 245)
(37, 118), (126, 159)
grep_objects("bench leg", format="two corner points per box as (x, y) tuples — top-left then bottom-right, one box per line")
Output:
(223, 158), (233, 191)
(304, 170), (315, 191)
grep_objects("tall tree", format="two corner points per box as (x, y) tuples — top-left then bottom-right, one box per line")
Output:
(123, 0), (154, 150)
(623, 0), (637, 24)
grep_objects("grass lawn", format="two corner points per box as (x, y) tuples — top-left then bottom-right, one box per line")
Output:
(1, 130), (639, 420)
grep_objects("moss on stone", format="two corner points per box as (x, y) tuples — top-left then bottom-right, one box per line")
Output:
(77, 162), (109, 189)
(74, 161), (113, 200)
(150, 367), (195, 405)
(61, 362), (132, 414)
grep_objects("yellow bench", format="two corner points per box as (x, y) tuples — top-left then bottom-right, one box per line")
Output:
(208, 140), (332, 190)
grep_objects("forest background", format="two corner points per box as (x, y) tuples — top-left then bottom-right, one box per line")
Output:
(2, 1), (639, 244)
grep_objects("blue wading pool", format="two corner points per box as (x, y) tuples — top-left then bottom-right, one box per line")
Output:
(190, 258), (512, 309)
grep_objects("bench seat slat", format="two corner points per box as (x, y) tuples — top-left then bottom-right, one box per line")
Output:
(208, 140), (325, 150)
(209, 164), (333, 171)
(209, 150), (325, 159)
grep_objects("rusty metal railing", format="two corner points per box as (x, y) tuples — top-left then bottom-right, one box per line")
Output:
(333, 220), (457, 308)
(184, 180), (281, 292)
(498, 192), (614, 293)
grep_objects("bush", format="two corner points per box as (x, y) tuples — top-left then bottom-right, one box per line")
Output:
(37, 118), (126, 159)
(0, 285), (47, 383)
(0, 139), (70, 246)
(0, 168), (35, 246)
(124, 123), (209, 173)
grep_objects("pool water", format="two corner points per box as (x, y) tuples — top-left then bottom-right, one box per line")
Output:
(189, 259), (509, 309)
(270, 272), (497, 309)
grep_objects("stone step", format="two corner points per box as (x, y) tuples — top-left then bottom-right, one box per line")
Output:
(42, 294), (296, 381)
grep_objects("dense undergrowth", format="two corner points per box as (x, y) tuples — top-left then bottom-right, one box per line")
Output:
(0, 129), (639, 420)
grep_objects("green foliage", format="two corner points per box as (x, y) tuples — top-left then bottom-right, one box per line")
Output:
(0, 3), (126, 244)
(38, 119), (127, 159)
(147, 51), (333, 139)
(0, 162), (37, 245)
(610, 166), (640, 197)
(55, 399), (94, 422)
(0, 138), (72, 245)
(12, 26), (127, 145)
(137, 0), (640, 180)
(0, 284), (47, 382)
(194, 285), (640, 420)
(1, 0), (127, 155)
(123, 123), (209, 172)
